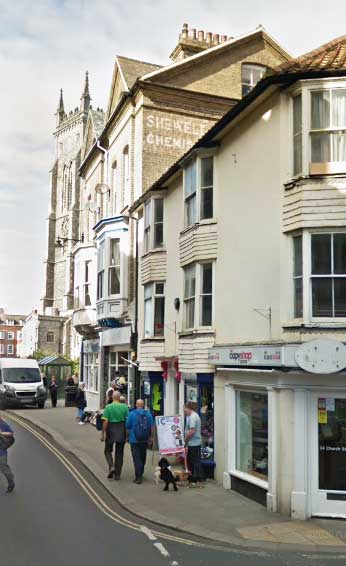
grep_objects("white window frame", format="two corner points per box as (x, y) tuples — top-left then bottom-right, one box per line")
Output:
(143, 197), (164, 254)
(84, 260), (92, 307)
(183, 262), (214, 330)
(0, 344), (4, 354)
(183, 155), (215, 229)
(290, 79), (346, 179)
(7, 344), (14, 355)
(108, 238), (121, 297)
(143, 282), (165, 338)
(109, 351), (130, 382)
(293, 230), (346, 323)
(7, 332), (14, 340)
(0, 331), (4, 340)
(241, 64), (266, 97)
(97, 240), (105, 301)
(84, 353), (99, 392)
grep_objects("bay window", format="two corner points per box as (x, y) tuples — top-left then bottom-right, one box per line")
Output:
(311, 233), (346, 317)
(292, 84), (346, 176)
(184, 262), (213, 329)
(293, 235), (303, 318)
(311, 89), (346, 164)
(143, 197), (164, 253)
(97, 240), (105, 300)
(84, 260), (91, 306)
(108, 238), (120, 295)
(184, 156), (214, 228)
(144, 282), (165, 338)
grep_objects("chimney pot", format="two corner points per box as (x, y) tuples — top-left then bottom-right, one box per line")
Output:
(181, 22), (188, 39)
(198, 30), (204, 41)
(213, 33), (220, 44)
(190, 28), (196, 40)
(206, 32), (212, 43)
(220, 35), (228, 43)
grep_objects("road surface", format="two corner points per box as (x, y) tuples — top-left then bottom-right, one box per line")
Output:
(0, 417), (345, 566)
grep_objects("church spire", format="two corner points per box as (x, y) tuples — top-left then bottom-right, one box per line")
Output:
(56, 88), (65, 125)
(80, 71), (91, 113)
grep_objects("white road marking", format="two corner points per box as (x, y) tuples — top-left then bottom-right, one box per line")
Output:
(140, 525), (158, 541)
(154, 542), (170, 557)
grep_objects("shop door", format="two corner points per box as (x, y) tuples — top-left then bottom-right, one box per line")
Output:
(311, 393), (346, 517)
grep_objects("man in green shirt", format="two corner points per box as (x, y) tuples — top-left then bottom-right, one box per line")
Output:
(101, 391), (129, 480)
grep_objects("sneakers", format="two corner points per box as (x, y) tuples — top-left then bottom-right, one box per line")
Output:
(78, 422), (84, 425)
(7, 481), (15, 493)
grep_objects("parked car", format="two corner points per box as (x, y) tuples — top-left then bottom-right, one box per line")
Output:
(0, 358), (47, 409)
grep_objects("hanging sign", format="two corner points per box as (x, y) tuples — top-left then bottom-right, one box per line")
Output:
(155, 415), (185, 455)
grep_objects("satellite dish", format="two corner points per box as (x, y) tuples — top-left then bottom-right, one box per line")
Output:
(95, 183), (110, 195)
(88, 201), (98, 212)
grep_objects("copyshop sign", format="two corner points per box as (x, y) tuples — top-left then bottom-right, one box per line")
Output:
(208, 346), (282, 367)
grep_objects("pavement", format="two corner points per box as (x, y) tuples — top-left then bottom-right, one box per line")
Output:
(9, 403), (346, 551)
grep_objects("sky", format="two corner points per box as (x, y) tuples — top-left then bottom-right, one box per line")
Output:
(1, 0), (346, 314)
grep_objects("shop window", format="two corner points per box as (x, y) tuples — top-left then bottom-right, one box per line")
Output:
(311, 233), (346, 317)
(236, 391), (268, 482)
(293, 235), (303, 318)
(84, 353), (99, 391)
(242, 64), (266, 97)
(319, 397), (346, 491)
(144, 282), (165, 338)
(47, 332), (54, 343)
(108, 238), (121, 296)
(109, 351), (130, 380)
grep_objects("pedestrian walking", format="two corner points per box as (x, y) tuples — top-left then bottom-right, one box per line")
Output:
(0, 414), (15, 493)
(184, 402), (204, 484)
(126, 399), (154, 485)
(49, 376), (58, 408)
(101, 391), (129, 480)
(75, 382), (87, 424)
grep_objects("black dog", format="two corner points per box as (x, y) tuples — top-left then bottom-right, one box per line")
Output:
(158, 457), (178, 492)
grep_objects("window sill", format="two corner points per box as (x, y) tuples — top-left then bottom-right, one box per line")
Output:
(178, 328), (215, 337)
(283, 320), (346, 329)
(141, 338), (165, 343)
(230, 469), (268, 491)
(310, 162), (346, 176)
(141, 248), (166, 259)
(180, 219), (217, 237)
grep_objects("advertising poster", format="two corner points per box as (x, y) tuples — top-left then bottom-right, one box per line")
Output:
(155, 415), (185, 455)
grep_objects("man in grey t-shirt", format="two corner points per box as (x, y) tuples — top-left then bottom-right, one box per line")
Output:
(184, 402), (203, 483)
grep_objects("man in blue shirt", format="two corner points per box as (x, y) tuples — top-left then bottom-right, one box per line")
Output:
(0, 414), (15, 492)
(126, 399), (154, 484)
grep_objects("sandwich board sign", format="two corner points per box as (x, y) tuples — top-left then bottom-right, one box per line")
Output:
(155, 415), (185, 455)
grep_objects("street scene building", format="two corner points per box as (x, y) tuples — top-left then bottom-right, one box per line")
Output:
(0, 309), (26, 358)
(130, 33), (346, 519)
(73, 24), (289, 411)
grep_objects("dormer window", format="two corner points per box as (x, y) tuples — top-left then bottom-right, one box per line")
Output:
(242, 64), (266, 97)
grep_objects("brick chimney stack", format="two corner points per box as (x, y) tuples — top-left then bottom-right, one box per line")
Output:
(170, 23), (230, 62)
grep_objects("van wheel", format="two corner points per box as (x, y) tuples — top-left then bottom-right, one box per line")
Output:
(38, 402), (45, 409)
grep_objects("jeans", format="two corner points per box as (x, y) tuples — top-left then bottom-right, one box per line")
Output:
(130, 443), (148, 480)
(0, 454), (14, 485)
(50, 391), (57, 408)
(77, 408), (84, 420)
(187, 445), (203, 482)
(104, 441), (125, 478)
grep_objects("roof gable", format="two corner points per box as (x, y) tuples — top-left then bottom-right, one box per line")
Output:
(106, 56), (161, 120)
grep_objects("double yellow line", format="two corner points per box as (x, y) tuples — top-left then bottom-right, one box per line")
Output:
(7, 413), (238, 552)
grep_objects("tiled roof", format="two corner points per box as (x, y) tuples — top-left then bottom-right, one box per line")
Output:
(117, 56), (162, 89)
(276, 34), (346, 74)
(90, 110), (105, 138)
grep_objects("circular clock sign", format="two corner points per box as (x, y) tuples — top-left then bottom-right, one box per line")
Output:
(295, 339), (346, 374)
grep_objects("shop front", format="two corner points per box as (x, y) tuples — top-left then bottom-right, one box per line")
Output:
(82, 338), (100, 411)
(141, 371), (164, 416)
(210, 339), (346, 519)
(184, 373), (215, 478)
(101, 325), (132, 406)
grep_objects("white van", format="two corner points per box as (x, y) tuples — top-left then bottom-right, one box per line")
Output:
(0, 358), (47, 409)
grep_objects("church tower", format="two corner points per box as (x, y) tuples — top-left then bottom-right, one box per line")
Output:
(42, 73), (94, 353)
